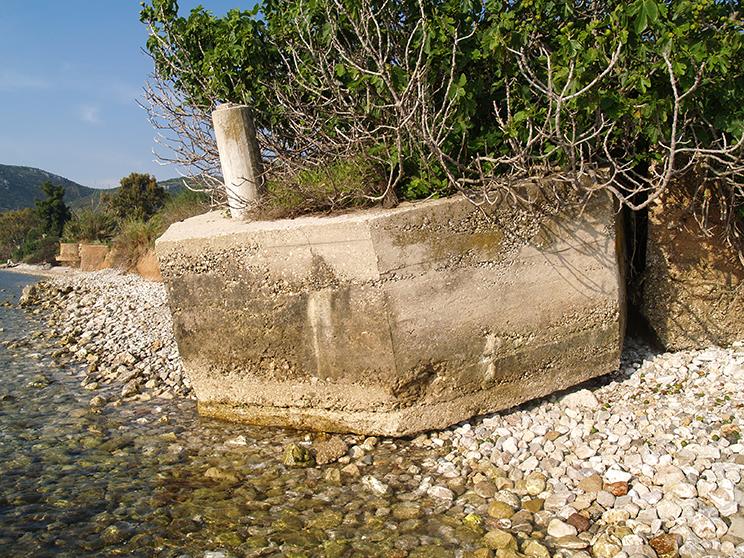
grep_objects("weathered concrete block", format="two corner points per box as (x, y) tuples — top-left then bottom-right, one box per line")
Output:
(56, 242), (80, 267)
(79, 244), (111, 272)
(156, 189), (625, 436)
(642, 191), (743, 350)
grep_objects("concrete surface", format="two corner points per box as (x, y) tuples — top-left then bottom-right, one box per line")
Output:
(56, 243), (80, 267)
(642, 191), (744, 350)
(79, 244), (111, 272)
(156, 188), (625, 436)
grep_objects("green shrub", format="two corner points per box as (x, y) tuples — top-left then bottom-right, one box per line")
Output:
(21, 235), (60, 265)
(257, 157), (386, 218)
(110, 218), (164, 271)
(62, 208), (119, 243)
(142, 0), (744, 236)
(106, 188), (209, 271)
(0, 205), (62, 265)
(0, 208), (39, 261)
(107, 173), (166, 221)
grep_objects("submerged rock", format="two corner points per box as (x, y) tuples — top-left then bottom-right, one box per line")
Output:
(204, 467), (240, 484)
(89, 395), (107, 408)
(282, 443), (315, 467)
(27, 374), (51, 388)
(313, 436), (348, 465)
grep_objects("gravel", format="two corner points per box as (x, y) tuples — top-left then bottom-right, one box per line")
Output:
(426, 341), (744, 557)
(20, 269), (190, 403)
(15, 269), (744, 557)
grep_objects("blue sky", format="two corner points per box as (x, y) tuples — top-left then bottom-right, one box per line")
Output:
(0, 1), (242, 189)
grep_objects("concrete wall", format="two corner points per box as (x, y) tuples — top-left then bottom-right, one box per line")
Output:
(56, 242), (80, 267)
(642, 192), (744, 350)
(79, 244), (111, 272)
(156, 188), (625, 436)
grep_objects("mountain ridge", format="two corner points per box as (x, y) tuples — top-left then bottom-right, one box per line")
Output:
(0, 164), (97, 212)
(0, 164), (192, 212)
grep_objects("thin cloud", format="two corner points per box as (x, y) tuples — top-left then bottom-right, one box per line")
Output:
(0, 70), (49, 91)
(79, 104), (102, 125)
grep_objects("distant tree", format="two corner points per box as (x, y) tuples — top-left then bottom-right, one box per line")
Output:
(108, 173), (166, 221)
(35, 181), (71, 238)
(0, 208), (40, 261)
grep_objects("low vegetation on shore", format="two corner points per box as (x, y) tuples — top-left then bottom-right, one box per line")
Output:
(0, 172), (210, 268)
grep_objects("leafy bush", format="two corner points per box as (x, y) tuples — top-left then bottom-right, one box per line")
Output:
(62, 208), (119, 243)
(21, 235), (60, 265)
(0, 183), (72, 264)
(106, 186), (210, 271)
(0, 208), (39, 261)
(107, 173), (166, 222)
(110, 218), (164, 271)
(142, 0), (743, 240)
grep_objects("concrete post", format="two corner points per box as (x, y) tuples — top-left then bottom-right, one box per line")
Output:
(211, 104), (264, 220)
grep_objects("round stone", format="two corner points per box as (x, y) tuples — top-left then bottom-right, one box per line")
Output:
(553, 535), (588, 550)
(604, 468), (632, 484)
(605, 481), (629, 496)
(649, 533), (679, 558)
(482, 528), (516, 550)
(494, 490), (521, 509)
(592, 534), (622, 558)
(392, 503), (421, 520)
(566, 512), (590, 533)
(656, 498), (682, 521)
(689, 513), (717, 539)
(653, 465), (686, 487)
(525, 472), (547, 496)
(547, 518), (577, 538)
(487, 500), (515, 520)
(522, 540), (550, 558)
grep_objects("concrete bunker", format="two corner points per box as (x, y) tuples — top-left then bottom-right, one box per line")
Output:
(156, 185), (626, 436)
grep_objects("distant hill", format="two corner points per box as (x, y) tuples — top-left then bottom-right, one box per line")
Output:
(158, 177), (195, 193)
(0, 165), (201, 212)
(0, 164), (97, 212)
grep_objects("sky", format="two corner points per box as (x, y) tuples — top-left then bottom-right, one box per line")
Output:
(0, 1), (243, 189)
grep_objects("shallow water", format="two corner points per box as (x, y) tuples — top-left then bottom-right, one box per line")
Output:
(0, 271), (468, 558)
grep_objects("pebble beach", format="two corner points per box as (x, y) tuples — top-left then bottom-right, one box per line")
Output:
(2, 268), (743, 557)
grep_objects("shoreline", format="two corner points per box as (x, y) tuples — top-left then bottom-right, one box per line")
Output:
(0, 263), (80, 279)
(18, 268), (192, 404)
(12, 267), (744, 555)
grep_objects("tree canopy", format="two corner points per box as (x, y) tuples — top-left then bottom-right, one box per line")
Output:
(107, 172), (167, 222)
(35, 181), (71, 238)
(141, 0), (744, 238)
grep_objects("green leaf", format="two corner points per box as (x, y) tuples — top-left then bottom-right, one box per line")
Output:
(635, 10), (648, 34)
(644, 0), (658, 24)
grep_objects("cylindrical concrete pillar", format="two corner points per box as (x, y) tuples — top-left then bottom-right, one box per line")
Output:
(212, 104), (264, 219)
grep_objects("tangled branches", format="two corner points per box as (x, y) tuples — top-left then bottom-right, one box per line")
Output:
(459, 44), (744, 248)
(140, 0), (744, 244)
